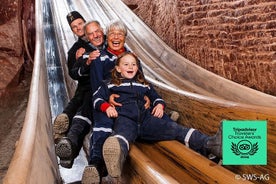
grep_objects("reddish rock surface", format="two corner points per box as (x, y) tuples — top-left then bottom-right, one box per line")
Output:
(0, 71), (31, 182)
(0, 0), (34, 97)
(0, 0), (34, 182)
(123, 0), (276, 95)
(0, 0), (23, 93)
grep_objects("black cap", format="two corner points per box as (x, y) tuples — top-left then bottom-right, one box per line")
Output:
(66, 11), (85, 26)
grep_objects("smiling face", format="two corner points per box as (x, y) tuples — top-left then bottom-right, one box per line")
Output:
(70, 18), (85, 37)
(107, 29), (126, 51)
(115, 54), (138, 79)
(106, 21), (127, 52)
(85, 22), (104, 47)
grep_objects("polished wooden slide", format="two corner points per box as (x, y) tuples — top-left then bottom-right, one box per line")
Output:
(3, 0), (275, 183)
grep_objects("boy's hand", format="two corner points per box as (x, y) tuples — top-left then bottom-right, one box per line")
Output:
(106, 106), (118, 118)
(151, 104), (164, 118)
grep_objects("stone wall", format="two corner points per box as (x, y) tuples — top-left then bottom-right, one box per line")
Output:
(0, 0), (34, 98)
(123, 0), (276, 95)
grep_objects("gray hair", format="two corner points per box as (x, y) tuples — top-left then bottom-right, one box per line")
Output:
(84, 20), (102, 34)
(106, 20), (127, 36)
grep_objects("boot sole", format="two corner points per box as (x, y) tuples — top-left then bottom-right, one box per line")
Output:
(55, 138), (73, 159)
(53, 113), (69, 134)
(103, 137), (123, 177)
(55, 138), (74, 168)
(59, 159), (73, 168)
(82, 166), (100, 184)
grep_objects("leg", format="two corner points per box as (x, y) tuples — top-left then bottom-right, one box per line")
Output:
(141, 116), (222, 159)
(103, 116), (138, 178)
(55, 116), (91, 168)
(53, 85), (86, 142)
(82, 112), (113, 184)
(205, 121), (222, 158)
(56, 92), (92, 168)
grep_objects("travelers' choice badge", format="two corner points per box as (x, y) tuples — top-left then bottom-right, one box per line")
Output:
(222, 120), (267, 165)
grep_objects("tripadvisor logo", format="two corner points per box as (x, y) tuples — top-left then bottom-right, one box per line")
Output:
(230, 127), (259, 158)
(231, 140), (258, 158)
(222, 120), (267, 165)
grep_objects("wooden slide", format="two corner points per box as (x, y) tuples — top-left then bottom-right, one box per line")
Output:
(3, 0), (275, 183)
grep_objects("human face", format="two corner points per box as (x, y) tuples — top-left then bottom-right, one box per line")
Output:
(85, 22), (104, 47)
(115, 54), (138, 79)
(107, 29), (126, 51)
(70, 18), (85, 37)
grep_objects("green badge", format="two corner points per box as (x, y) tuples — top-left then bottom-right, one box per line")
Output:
(222, 120), (267, 165)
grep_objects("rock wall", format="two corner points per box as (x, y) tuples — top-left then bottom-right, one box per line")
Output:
(123, 0), (276, 95)
(0, 0), (34, 98)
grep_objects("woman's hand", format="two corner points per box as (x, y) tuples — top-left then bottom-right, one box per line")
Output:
(106, 106), (118, 118)
(109, 94), (122, 107)
(151, 104), (164, 118)
(144, 96), (150, 109)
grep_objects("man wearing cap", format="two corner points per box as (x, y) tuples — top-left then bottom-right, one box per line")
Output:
(54, 12), (106, 168)
(53, 11), (89, 142)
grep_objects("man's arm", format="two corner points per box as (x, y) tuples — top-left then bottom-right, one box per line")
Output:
(90, 55), (105, 93)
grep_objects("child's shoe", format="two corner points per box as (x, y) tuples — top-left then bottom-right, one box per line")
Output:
(103, 136), (125, 177)
(82, 161), (107, 184)
(82, 165), (101, 184)
(205, 122), (222, 158)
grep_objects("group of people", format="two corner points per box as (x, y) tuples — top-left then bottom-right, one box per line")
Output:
(53, 11), (222, 184)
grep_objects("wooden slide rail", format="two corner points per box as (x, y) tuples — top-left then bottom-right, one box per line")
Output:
(127, 145), (180, 184)
(150, 78), (276, 183)
(137, 141), (253, 184)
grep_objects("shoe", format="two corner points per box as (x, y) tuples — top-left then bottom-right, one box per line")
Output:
(205, 122), (222, 159)
(55, 137), (75, 168)
(53, 113), (69, 143)
(169, 111), (180, 122)
(103, 136), (125, 177)
(82, 165), (101, 184)
(82, 161), (108, 184)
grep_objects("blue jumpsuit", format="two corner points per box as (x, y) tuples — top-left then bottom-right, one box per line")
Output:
(91, 78), (210, 163)
(89, 49), (162, 165)
(62, 39), (94, 156)
(89, 49), (120, 164)
(65, 41), (106, 158)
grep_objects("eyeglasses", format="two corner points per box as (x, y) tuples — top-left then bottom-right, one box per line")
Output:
(108, 32), (125, 38)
